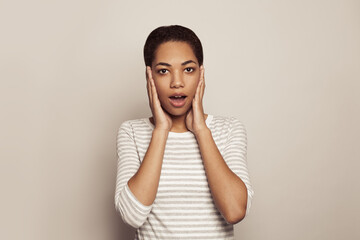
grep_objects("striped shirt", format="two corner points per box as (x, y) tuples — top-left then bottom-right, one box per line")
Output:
(115, 115), (254, 239)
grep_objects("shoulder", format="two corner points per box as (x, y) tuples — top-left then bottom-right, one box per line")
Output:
(119, 118), (145, 128)
(117, 118), (150, 135)
(210, 115), (246, 133)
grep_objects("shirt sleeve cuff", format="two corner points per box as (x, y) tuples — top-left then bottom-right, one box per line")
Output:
(124, 183), (153, 214)
(117, 183), (153, 228)
(245, 187), (254, 217)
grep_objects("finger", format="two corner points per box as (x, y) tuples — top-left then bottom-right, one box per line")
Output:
(147, 66), (156, 82)
(146, 67), (153, 106)
(148, 78), (153, 106)
(200, 65), (205, 82)
(200, 79), (205, 102)
(200, 66), (205, 101)
(196, 66), (204, 99)
(149, 73), (160, 106)
(201, 81), (205, 102)
(196, 81), (204, 108)
(194, 76), (202, 103)
(147, 67), (163, 115)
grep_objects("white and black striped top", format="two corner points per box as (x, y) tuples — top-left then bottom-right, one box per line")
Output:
(115, 115), (254, 240)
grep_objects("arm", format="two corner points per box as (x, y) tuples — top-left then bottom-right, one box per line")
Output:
(195, 119), (254, 224)
(114, 121), (153, 228)
(196, 128), (246, 224)
(114, 122), (169, 228)
(127, 128), (168, 206)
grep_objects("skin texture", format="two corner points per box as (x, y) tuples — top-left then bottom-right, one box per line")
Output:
(128, 41), (248, 224)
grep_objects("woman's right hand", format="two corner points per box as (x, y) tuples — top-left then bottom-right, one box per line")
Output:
(146, 66), (172, 132)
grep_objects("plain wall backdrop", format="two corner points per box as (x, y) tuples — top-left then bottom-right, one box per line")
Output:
(1, 0), (359, 239)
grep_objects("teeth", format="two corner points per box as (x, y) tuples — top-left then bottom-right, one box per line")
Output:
(174, 96), (183, 98)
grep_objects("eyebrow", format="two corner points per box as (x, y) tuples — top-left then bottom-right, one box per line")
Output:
(155, 60), (197, 67)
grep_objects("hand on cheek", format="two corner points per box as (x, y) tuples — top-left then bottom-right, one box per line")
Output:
(146, 67), (172, 131)
(185, 66), (207, 135)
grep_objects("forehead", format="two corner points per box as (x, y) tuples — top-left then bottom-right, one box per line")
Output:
(154, 41), (197, 64)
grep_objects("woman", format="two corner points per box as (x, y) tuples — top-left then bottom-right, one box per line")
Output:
(115, 25), (254, 239)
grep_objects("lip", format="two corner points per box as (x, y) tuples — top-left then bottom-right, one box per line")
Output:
(169, 93), (187, 97)
(168, 93), (187, 108)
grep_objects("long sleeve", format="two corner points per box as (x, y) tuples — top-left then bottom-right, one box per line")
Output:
(222, 117), (254, 217)
(114, 121), (152, 228)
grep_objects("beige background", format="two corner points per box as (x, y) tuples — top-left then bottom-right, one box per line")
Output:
(1, 0), (359, 239)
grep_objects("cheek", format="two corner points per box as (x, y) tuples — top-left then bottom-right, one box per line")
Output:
(188, 81), (199, 97)
(153, 82), (168, 99)
(185, 75), (200, 94)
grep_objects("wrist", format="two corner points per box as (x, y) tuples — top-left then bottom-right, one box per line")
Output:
(193, 127), (211, 138)
(153, 128), (170, 135)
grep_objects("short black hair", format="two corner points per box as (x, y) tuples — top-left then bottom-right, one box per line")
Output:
(143, 25), (203, 67)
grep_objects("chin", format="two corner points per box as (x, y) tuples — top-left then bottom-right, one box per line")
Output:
(164, 105), (191, 117)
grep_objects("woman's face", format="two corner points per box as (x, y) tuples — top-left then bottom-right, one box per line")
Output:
(150, 41), (201, 117)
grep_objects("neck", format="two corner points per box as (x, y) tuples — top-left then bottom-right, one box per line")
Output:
(170, 114), (188, 133)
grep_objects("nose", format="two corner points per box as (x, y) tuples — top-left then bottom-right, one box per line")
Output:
(170, 70), (184, 88)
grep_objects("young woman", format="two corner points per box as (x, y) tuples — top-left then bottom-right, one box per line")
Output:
(115, 25), (254, 239)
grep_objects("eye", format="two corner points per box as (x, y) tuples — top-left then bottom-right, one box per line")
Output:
(158, 69), (168, 74)
(184, 67), (194, 73)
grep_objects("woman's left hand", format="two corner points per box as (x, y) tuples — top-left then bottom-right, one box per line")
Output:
(185, 65), (208, 135)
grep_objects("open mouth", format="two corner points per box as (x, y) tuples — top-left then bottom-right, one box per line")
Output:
(169, 95), (187, 100)
(169, 95), (187, 107)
